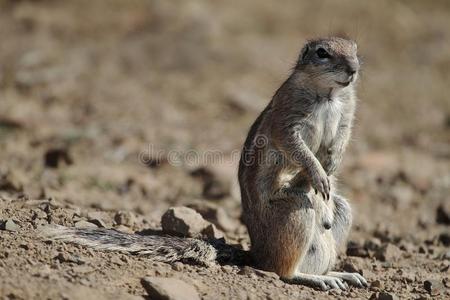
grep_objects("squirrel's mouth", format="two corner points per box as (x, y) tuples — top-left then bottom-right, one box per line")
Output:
(335, 80), (351, 87)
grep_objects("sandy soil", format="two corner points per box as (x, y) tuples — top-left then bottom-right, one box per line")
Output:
(0, 0), (449, 299)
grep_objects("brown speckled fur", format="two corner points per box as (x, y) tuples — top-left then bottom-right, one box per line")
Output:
(238, 37), (368, 290)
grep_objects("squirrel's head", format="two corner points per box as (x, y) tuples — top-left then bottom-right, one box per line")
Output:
(296, 37), (359, 90)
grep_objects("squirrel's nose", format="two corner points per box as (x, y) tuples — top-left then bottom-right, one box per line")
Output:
(346, 67), (357, 76)
(345, 59), (359, 76)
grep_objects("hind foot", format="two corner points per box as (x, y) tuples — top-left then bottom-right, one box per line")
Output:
(285, 273), (348, 291)
(328, 271), (368, 288)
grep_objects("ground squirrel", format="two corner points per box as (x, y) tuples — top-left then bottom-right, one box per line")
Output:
(39, 37), (367, 291)
(238, 37), (367, 290)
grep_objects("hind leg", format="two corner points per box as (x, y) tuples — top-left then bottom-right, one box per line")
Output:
(271, 189), (346, 291)
(292, 194), (367, 290)
(292, 240), (347, 291)
(328, 194), (368, 288)
(251, 190), (315, 279)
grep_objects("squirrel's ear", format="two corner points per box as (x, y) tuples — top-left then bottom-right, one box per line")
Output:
(300, 44), (309, 62)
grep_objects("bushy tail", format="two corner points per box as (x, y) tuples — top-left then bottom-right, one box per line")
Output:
(38, 225), (248, 266)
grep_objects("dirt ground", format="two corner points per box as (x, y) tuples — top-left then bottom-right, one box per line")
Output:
(0, 0), (449, 299)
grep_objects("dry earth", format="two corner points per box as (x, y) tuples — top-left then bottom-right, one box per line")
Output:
(0, 0), (449, 299)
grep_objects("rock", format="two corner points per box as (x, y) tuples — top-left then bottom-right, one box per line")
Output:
(409, 175), (432, 194)
(375, 244), (402, 262)
(87, 211), (112, 228)
(340, 256), (367, 274)
(0, 170), (24, 192)
(398, 241), (415, 253)
(424, 279), (445, 296)
(237, 266), (258, 279)
(74, 220), (98, 229)
(161, 207), (210, 238)
(346, 240), (369, 257)
(54, 252), (85, 264)
(114, 211), (136, 227)
(440, 250), (450, 260)
(253, 269), (279, 280)
(141, 277), (200, 300)
(33, 265), (52, 279)
(364, 238), (382, 251)
(221, 265), (234, 274)
(114, 225), (134, 233)
(1, 219), (20, 232)
(390, 184), (414, 209)
(44, 148), (73, 168)
(342, 262), (359, 273)
(378, 292), (399, 300)
(110, 256), (125, 266)
(328, 289), (343, 297)
(31, 208), (48, 221)
(171, 262), (184, 272)
(201, 224), (224, 239)
(362, 269), (377, 281)
(438, 232), (450, 247)
(187, 200), (238, 232)
(373, 227), (393, 243)
(441, 265), (449, 273)
(19, 242), (31, 250)
(426, 246), (436, 255)
(401, 271), (416, 283)
(370, 280), (383, 289)
(203, 180), (229, 200)
(0, 117), (24, 131)
(436, 202), (450, 225)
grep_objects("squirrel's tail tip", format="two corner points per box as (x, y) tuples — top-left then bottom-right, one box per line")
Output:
(37, 224), (141, 253)
(38, 224), (75, 239)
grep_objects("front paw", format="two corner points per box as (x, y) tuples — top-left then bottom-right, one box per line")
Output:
(309, 167), (330, 201)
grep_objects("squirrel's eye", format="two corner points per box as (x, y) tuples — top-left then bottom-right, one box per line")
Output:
(316, 48), (331, 59)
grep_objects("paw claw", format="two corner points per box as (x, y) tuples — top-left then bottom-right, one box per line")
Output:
(355, 273), (368, 287)
(344, 273), (368, 288)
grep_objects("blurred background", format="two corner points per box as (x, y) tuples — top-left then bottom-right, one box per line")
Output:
(0, 0), (449, 298)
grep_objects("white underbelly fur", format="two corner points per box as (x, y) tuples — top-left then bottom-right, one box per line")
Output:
(315, 99), (342, 148)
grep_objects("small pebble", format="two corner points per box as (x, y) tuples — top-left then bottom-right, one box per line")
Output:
(75, 220), (98, 229)
(4, 219), (20, 232)
(423, 279), (444, 296)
